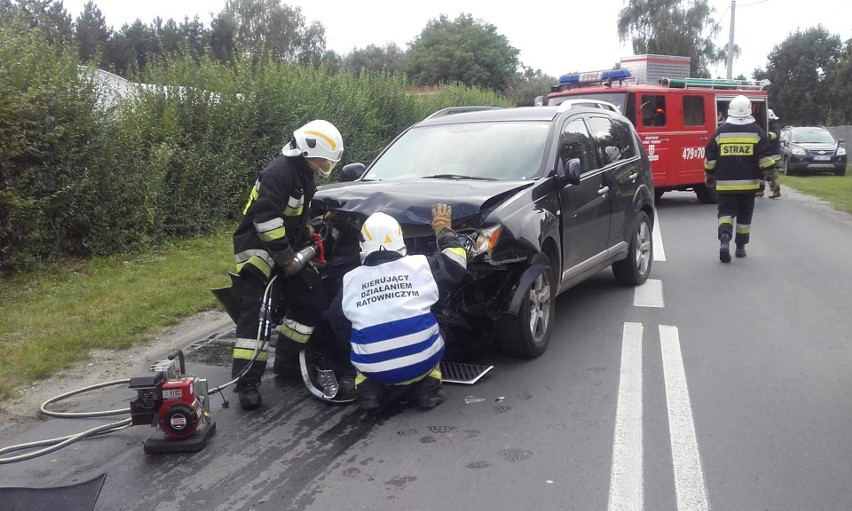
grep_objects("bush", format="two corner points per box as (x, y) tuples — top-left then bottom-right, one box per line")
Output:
(0, 25), (511, 274)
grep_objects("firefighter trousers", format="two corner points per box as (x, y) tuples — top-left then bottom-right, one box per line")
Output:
(231, 265), (328, 388)
(717, 193), (756, 247)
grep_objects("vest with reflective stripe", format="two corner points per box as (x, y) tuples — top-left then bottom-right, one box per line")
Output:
(341, 255), (443, 384)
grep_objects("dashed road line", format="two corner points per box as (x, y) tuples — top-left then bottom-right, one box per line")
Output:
(634, 279), (664, 308)
(659, 325), (710, 511)
(653, 207), (666, 262)
(607, 322), (644, 511)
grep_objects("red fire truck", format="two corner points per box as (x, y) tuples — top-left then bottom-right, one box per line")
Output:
(540, 69), (771, 203)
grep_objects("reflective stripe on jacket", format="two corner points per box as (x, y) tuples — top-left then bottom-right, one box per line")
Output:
(232, 155), (315, 276)
(704, 122), (774, 193)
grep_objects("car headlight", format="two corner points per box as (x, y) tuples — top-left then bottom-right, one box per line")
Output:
(791, 146), (806, 156)
(837, 147), (846, 156)
(468, 225), (502, 257)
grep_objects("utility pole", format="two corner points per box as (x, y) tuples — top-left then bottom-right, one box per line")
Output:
(726, 0), (736, 79)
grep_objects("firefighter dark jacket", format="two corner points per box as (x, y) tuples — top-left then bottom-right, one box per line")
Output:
(704, 122), (775, 193)
(233, 155), (316, 277)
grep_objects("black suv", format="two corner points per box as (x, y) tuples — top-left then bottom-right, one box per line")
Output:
(311, 105), (655, 358)
(780, 126), (847, 176)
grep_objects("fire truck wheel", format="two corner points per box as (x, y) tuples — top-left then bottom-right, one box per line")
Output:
(695, 184), (718, 204)
(612, 211), (652, 286)
(654, 189), (665, 201)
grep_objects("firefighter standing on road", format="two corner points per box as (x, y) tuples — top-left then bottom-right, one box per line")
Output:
(230, 120), (344, 410)
(756, 109), (782, 199)
(704, 95), (775, 263)
(327, 206), (468, 413)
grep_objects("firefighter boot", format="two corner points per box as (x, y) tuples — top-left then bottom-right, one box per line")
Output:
(735, 244), (747, 258)
(770, 183), (781, 199)
(411, 375), (447, 410)
(355, 377), (385, 414)
(719, 233), (732, 263)
(272, 340), (302, 379)
(755, 184), (765, 198)
(235, 381), (262, 410)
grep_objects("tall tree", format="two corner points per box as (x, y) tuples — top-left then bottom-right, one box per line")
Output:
(74, 1), (111, 63)
(405, 13), (519, 92)
(104, 19), (158, 75)
(214, 0), (326, 64)
(763, 25), (843, 125)
(504, 66), (556, 107)
(344, 43), (406, 76)
(15, 0), (73, 44)
(180, 15), (208, 60)
(617, 0), (724, 77)
(824, 39), (852, 125)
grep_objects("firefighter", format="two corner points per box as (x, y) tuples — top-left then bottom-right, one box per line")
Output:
(704, 95), (775, 263)
(230, 120), (344, 410)
(756, 109), (782, 199)
(327, 205), (468, 413)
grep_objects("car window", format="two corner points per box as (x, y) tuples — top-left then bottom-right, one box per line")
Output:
(683, 96), (705, 126)
(559, 118), (598, 173)
(642, 95), (666, 127)
(586, 116), (620, 165)
(791, 129), (835, 144)
(611, 119), (638, 159)
(363, 121), (551, 182)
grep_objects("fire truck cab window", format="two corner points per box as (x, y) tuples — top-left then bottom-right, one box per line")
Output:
(683, 96), (705, 126)
(559, 118), (598, 173)
(642, 95), (666, 127)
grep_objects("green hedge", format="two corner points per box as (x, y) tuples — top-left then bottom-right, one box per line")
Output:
(0, 23), (512, 273)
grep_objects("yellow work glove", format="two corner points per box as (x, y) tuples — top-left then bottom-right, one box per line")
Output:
(431, 203), (452, 234)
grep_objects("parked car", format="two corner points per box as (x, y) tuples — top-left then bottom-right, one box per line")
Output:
(309, 105), (655, 359)
(779, 126), (847, 176)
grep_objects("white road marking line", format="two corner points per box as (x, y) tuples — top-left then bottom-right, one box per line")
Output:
(633, 279), (664, 308)
(659, 325), (710, 511)
(653, 207), (666, 262)
(608, 322), (644, 511)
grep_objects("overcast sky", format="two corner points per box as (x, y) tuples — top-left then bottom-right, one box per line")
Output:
(62, 0), (852, 80)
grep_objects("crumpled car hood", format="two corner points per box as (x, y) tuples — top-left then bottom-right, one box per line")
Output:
(313, 179), (534, 227)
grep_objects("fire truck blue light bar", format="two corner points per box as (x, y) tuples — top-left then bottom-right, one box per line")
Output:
(559, 69), (632, 85)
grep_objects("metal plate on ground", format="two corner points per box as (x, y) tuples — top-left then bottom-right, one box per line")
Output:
(440, 362), (494, 385)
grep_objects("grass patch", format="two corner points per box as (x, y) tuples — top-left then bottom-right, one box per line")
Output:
(0, 224), (234, 401)
(779, 167), (852, 214)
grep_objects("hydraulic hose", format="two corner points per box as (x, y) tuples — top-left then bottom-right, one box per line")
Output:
(1, 275), (280, 463)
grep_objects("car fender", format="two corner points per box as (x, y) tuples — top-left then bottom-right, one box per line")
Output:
(506, 264), (548, 315)
(614, 183), (654, 242)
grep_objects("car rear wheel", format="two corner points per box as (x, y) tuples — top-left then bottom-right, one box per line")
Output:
(496, 253), (555, 358)
(695, 184), (718, 204)
(612, 211), (653, 286)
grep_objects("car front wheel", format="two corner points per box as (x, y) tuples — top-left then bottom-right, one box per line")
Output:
(783, 158), (794, 176)
(612, 211), (653, 286)
(496, 253), (555, 358)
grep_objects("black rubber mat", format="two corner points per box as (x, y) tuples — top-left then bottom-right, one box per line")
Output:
(0, 472), (107, 511)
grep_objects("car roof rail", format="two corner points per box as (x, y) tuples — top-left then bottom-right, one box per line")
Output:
(423, 106), (502, 121)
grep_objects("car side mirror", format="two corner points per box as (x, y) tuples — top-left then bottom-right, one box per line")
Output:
(557, 157), (581, 186)
(340, 163), (366, 182)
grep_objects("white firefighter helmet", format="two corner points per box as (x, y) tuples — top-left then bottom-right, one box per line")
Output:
(282, 120), (344, 177)
(359, 212), (407, 263)
(768, 108), (779, 120)
(727, 95), (753, 119)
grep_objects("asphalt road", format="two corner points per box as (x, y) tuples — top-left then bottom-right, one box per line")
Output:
(2, 188), (851, 511)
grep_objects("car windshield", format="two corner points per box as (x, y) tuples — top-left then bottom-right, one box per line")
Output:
(791, 129), (835, 144)
(363, 121), (551, 182)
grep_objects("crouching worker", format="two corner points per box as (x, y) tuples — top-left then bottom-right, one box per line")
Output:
(327, 205), (467, 413)
(230, 120), (344, 410)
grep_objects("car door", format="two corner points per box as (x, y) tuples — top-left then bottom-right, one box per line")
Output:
(557, 115), (610, 272)
(585, 115), (643, 249)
